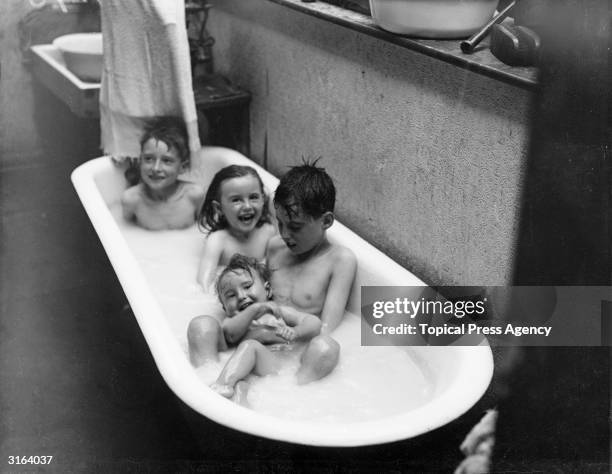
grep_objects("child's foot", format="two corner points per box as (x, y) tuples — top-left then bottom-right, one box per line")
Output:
(232, 381), (250, 407)
(210, 382), (235, 398)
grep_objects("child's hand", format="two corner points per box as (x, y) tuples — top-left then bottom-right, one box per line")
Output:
(255, 313), (283, 328)
(257, 301), (283, 318)
(276, 326), (297, 342)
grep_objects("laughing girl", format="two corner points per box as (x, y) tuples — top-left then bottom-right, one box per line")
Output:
(196, 165), (276, 291)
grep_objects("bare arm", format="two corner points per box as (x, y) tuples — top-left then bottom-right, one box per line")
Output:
(222, 302), (274, 344)
(319, 248), (357, 334)
(196, 231), (224, 291)
(275, 305), (322, 341)
(242, 326), (287, 344)
(187, 184), (206, 218)
(120, 188), (138, 222)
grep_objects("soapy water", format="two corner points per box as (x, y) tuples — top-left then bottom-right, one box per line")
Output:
(111, 205), (434, 422)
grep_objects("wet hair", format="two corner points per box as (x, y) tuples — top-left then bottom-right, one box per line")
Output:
(197, 165), (272, 232)
(140, 116), (190, 163)
(215, 254), (270, 304)
(273, 158), (336, 219)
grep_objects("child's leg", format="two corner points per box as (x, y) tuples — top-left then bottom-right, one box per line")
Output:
(187, 315), (228, 366)
(296, 335), (340, 385)
(212, 340), (280, 398)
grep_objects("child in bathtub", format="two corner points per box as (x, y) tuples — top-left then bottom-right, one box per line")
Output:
(206, 254), (339, 399)
(268, 159), (357, 336)
(195, 165), (277, 291)
(121, 116), (205, 230)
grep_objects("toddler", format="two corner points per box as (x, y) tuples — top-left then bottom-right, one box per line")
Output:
(121, 116), (205, 230)
(196, 165), (276, 291)
(204, 254), (337, 401)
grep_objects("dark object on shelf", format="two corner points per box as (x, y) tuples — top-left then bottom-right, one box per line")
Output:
(193, 74), (251, 156)
(490, 23), (540, 67)
(512, 0), (550, 33)
(460, 0), (516, 54)
(186, 0), (215, 75)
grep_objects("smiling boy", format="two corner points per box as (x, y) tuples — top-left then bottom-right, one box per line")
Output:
(121, 116), (204, 230)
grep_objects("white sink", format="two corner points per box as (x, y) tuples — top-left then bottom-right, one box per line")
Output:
(52, 33), (103, 82)
(30, 44), (100, 118)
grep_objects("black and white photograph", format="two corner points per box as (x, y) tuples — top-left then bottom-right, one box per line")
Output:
(1, 0), (609, 472)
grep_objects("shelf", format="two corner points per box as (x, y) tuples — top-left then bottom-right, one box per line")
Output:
(267, 0), (538, 90)
(193, 74), (251, 109)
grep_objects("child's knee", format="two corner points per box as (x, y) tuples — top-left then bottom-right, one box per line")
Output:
(297, 335), (340, 385)
(187, 315), (220, 343)
(310, 335), (340, 360)
(188, 316), (223, 366)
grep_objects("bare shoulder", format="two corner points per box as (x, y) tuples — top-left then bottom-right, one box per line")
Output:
(261, 222), (277, 238)
(267, 234), (286, 253)
(330, 244), (357, 270)
(206, 228), (227, 244)
(121, 184), (143, 206)
(182, 181), (205, 202)
(266, 234), (288, 262)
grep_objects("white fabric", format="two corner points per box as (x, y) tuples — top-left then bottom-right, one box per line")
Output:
(99, 0), (200, 157)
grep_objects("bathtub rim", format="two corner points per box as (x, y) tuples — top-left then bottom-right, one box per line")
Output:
(71, 150), (494, 447)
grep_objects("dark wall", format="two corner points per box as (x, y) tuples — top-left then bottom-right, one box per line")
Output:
(496, 0), (610, 469)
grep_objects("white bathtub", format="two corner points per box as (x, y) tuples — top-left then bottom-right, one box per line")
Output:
(71, 146), (493, 447)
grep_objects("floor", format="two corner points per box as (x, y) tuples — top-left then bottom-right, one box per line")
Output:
(1, 85), (609, 473)
(0, 87), (204, 471)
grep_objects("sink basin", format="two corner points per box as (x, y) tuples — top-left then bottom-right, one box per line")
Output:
(30, 44), (100, 118)
(52, 33), (103, 82)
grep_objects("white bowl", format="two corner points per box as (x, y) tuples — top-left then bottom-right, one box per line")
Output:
(369, 0), (499, 39)
(52, 33), (103, 83)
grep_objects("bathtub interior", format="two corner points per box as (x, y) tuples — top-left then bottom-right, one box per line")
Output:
(75, 147), (493, 446)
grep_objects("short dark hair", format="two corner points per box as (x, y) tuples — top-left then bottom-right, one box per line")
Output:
(273, 158), (336, 219)
(215, 254), (270, 303)
(140, 116), (189, 163)
(197, 165), (272, 232)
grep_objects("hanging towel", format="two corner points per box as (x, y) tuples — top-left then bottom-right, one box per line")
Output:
(99, 0), (200, 159)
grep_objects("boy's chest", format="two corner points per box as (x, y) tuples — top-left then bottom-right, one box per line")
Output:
(269, 258), (332, 314)
(136, 198), (195, 228)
